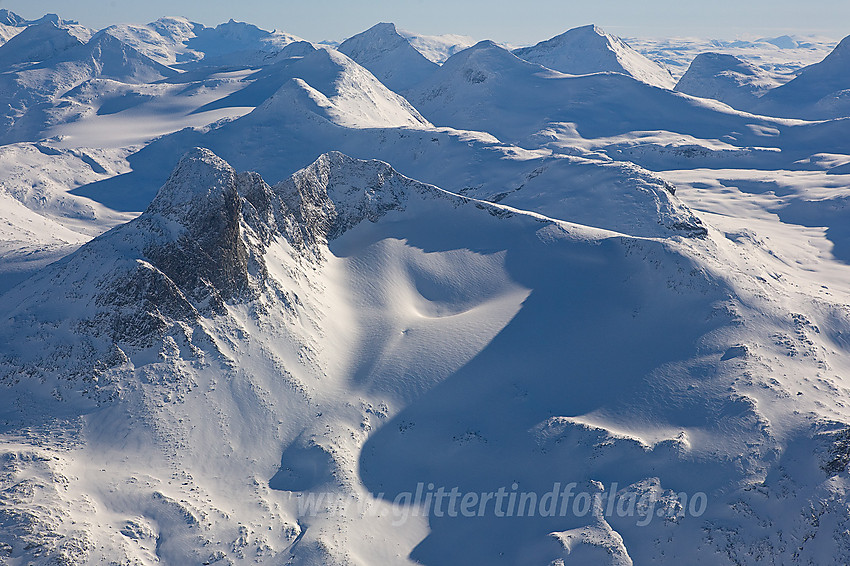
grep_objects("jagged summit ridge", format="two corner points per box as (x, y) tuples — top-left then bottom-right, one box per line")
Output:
(278, 151), (440, 242)
(0, 148), (488, 404)
(147, 147), (238, 223)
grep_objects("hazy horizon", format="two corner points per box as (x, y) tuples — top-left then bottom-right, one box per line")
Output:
(1, 0), (846, 44)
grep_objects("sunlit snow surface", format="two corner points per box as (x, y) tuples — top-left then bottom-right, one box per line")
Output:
(0, 13), (850, 566)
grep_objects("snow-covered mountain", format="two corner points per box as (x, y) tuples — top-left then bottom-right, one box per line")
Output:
(397, 29), (475, 64)
(0, 29), (178, 143)
(98, 17), (201, 66)
(3, 147), (850, 565)
(674, 52), (784, 110)
(756, 34), (850, 119)
(0, 17), (91, 68)
(82, 41), (709, 241)
(627, 35), (837, 80)
(405, 39), (790, 149)
(513, 25), (675, 89)
(102, 17), (303, 68)
(194, 44), (431, 129)
(338, 22), (439, 92)
(0, 11), (81, 47)
(2, 11), (850, 566)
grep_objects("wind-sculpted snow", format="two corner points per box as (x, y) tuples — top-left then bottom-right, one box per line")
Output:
(2, 148), (849, 565)
(0, 148), (483, 406)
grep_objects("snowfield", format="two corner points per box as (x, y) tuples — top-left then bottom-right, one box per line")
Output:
(0, 11), (849, 566)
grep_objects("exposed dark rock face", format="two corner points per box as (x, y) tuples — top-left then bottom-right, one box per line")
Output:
(278, 151), (421, 246)
(91, 260), (198, 345)
(1, 147), (703, 410)
(143, 148), (250, 310)
(0, 148), (438, 402)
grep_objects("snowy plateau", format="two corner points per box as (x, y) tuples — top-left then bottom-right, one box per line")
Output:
(0, 9), (848, 566)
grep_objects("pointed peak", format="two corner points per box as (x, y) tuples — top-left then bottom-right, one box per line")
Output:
(87, 30), (128, 46)
(444, 39), (522, 69)
(300, 44), (342, 63)
(518, 24), (615, 53)
(140, 148), (249, 306)
(368, 22), (399, 34)
(345, 22), (402, 41)
(339, 21), (406, 51)
(0, 17), (90, 66)
(70, 30), (178, 82)
(445, 39), (513, 62)
(146, 148), (238, 223)
(254, 76), (334, 117)
(21, 13), (80, 27)
(512, 24), (674, 88)
(337, 21), (437, 91)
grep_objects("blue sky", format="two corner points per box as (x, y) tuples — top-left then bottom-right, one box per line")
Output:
(2, 0), (848, 43)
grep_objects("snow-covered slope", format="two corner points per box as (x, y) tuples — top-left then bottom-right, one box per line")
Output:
(2, 12), (850, 566)
(513, 25), (675, 89)
(406, 40), (787, 148)
(338, 23), (439, 92)
(757, 34), (850, 119)
(87, 52), (709, 241)
(397, 28), (475, 64)
(0, 18), (91, 68)
(627, 35), (837, 80)
(2, 148), (850, 565)
(0, 142), (135, 292)
(197, 44), (431, 129)
(102, 17), (303, 68)
(183, 19), (302, 68)
(0, 30), (178, 142)
(63, 32), (179, 84)
(100, 17), (201, 66)
(674, 52), (784, 110)
(0, 10), (28, 46)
